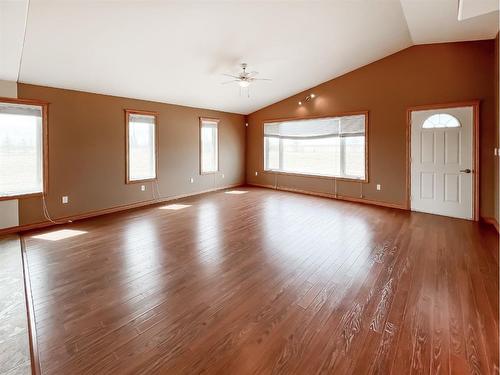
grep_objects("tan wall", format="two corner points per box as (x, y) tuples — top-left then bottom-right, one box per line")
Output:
(246, 40), (496, 218)
(0, 80), (17, 98)
(16, 84), (246, 226)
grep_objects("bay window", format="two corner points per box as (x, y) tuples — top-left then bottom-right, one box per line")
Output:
(264, 113), (367, 180)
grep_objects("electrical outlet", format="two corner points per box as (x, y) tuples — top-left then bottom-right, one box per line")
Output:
(141, 185), (146, 191)
(222, 173), (225, 179)
(62, 196), (69, 204)
(190, 178), (194, 183)
(255, 171), (258, 176)
(376, 184), (381, 191)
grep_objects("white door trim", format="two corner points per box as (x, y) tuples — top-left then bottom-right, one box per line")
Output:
(406, 101), (479, 221)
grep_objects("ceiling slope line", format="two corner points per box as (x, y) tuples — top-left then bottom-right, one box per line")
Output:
(17, 0), (30, 83)
(398, 0), (415, 44)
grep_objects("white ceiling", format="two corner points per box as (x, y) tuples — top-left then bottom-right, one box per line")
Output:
(458, 0), (499, 20)
(401, 0), (499, 44)
(0, 0), (28, 82)
(0, 0), (498, 115)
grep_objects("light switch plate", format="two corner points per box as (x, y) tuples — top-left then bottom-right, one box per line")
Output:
(141, 185), (146, 191)
(62, 196), (69, 204)
(376, 184), (381, 191)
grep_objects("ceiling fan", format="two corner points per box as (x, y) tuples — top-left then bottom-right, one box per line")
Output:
(222, 63), (271, 96)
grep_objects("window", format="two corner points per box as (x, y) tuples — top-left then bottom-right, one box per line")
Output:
(126, 110), (157, 183)
(200, 118), (219, 174)
(264, 113), (367, 180)
(0, 100), (46, 198)
(422, 113), (460, 129)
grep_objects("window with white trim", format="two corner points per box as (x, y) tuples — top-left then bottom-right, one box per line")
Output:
(0, 101), (44, 197)
(264, 114), (367, 180)
(200, 118), (219, 174)
(126, 111), (157, 182)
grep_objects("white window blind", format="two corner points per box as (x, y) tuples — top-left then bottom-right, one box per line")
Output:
(0, 102), (44, 197)
(264, 114), (366, 180)
(128, 113), (156, 182)
(200, 119), (218, 173)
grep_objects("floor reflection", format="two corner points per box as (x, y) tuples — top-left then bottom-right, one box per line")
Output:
(31, 229), (87, 241)
(196, 202), (221, 270)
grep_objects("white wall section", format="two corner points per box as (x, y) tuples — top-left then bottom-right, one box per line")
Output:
(0, 200), (19, 229)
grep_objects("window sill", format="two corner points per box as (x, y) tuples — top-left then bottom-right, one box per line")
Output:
(0, 192), (43, 201)
(263, 170), (368, 183)
(200, 171), (220, 175)
(126, 178), (157, 184)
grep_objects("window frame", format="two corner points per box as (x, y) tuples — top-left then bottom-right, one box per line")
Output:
(0, 97), (49, 201)
(125, 109), (159, 184)
(262, 111), (369, 183)
(199, 117), (220, 175)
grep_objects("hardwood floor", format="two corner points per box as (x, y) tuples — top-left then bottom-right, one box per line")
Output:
(22, 187), (498, 374)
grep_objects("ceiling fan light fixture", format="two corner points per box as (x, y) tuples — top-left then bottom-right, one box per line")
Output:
(238, 80), (250, 88)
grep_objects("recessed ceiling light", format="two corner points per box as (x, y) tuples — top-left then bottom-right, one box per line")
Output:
(310, 94), (315, 98)
(32, 229), (87, 241)
(298, 101), (302, 105)
(159, 204), (192, 210)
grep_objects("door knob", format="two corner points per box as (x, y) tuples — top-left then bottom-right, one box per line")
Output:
(460, 168), (471, 173)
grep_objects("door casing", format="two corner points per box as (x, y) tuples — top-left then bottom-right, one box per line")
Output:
(406, 100), (480, 221)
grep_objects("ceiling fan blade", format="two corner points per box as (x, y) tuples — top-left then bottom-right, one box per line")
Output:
(254, 78), (272, 81)
(221, 80), (239, 85)
(222, 73), (240, 79)
(248, 71), (259, 77)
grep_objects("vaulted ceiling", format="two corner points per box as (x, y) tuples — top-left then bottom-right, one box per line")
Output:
(1, 0), (498, 115)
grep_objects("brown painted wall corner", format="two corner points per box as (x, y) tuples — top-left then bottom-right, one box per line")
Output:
(495, 32), (499, 224)
(16, 84), (246, 226)
(246, 40), (497, 219)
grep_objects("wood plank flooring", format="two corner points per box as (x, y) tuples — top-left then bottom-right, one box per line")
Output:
(22, 187), (499, 374)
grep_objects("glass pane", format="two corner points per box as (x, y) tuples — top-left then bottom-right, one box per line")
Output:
(201, 124), (218, 173)
(282, 137), (340, 176)
(344, 136), (365, 178)
(264, 137), (279, 170)
(128, 117), (156, 181)
(422, 113), (461, 129)
(0, 112), (43, 196)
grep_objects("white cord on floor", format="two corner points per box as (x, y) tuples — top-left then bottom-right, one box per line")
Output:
(153, 179), (162, 200)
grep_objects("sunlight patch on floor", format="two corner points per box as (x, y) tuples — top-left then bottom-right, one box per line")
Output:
(159, 204), (192, 210)
(32, 229), (87, 241)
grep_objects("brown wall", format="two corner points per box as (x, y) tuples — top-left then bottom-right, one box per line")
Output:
(16, 84), (246, 226)
(246, 40), (497, 219)
(495, 33), (499, 224)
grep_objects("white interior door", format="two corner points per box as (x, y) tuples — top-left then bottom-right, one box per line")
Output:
(410, 106), (474, 220)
